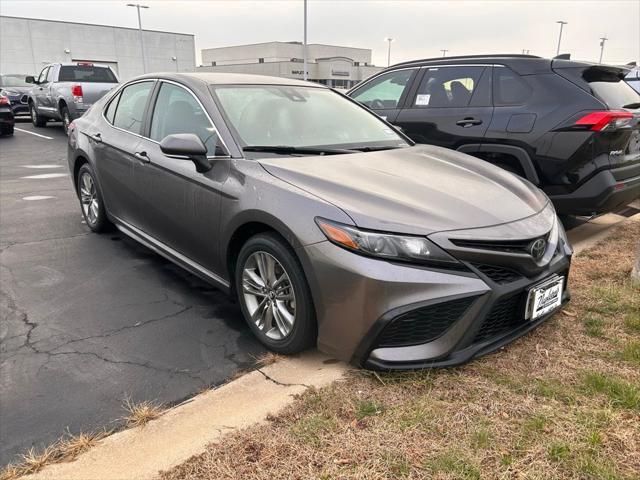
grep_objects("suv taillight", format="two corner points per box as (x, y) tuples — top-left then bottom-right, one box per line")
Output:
(0, 96), (9, 105)
(71, 85), (83, 101)
(574, 111), (633, 131)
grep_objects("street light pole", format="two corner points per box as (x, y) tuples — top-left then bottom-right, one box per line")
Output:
(440, 49), (448, 57)
(599, 36), (608, 64)
(384, 37), (394, 67)
(127, 3), (149, 74)
(556, 20), (568, 56)
(303, 0), (308, 80)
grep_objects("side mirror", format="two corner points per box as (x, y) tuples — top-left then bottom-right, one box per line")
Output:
(25, 76), (36, 84)
(159, 133), (211, 173)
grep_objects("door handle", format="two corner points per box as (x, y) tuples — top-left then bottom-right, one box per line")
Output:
(134, 151), (150, 163)
(456, 117), (483, 127)
(88, 133), (102, 143)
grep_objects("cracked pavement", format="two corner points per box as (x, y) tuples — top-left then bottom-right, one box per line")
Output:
(0, 121), (266, 465)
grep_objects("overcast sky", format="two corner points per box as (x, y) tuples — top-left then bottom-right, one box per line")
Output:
(1, 0), (638, 66)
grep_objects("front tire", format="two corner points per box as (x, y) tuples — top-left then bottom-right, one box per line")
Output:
(235, 233), (317, 354)
(77, 163), (111, 233)
(30, 104), (47, 127)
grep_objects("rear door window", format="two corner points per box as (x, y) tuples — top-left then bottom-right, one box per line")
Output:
(412, 66), (486, 108)
(493, 67), (532, 106)
(112, 81), (154, 135)
(350, 69), (416, 110)
(58, 66), (118, 83)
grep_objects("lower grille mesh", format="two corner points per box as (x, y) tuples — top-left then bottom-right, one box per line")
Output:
(474, 293), (526, 343)
(472, 264), (523, 284)
(377, 296), (477, 348)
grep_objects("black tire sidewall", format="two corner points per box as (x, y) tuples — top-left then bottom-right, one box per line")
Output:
(30, 105), (46, 127)
(77, 164), (109, 233)
(62, 107), (70, 135)
(235, 233), (316, 354)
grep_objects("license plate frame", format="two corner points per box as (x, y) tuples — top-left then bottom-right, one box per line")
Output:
(525, 275), (564, 320)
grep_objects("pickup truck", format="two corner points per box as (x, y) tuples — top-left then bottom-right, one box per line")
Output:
(26, 62), (119, 134)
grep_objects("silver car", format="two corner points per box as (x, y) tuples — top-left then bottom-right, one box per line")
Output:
(67, 73), (572, 369)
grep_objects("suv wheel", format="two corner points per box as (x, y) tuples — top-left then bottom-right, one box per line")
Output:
(77, 164), (110, 232)
(61, 106), (71, 135)
(235, 233), (316, 354)
(30, 104), (47, 127)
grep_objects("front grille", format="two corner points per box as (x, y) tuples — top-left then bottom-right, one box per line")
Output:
(472, 263), (523, 284)
(451, 234), (549, 255)
(473, 292), (526, 343)
(377, 296), (478, 348)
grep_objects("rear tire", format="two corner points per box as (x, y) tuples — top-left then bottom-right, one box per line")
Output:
(235, 233), (317, 354)
(61, 105), (71, 135)
(30, 104), (47, 127)
(77, 163), (111, 233)
(0, 125), (13, 136)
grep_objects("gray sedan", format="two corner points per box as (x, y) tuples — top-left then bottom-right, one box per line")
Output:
(67, 73), (572, 369)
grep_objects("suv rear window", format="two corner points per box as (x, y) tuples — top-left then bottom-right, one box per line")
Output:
(585, 69), (639, 109)
(58, 66), (118, 83)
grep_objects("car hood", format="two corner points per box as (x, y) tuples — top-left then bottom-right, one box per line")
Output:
(258, 145), (550, 235)
(0, 86), (30, 95)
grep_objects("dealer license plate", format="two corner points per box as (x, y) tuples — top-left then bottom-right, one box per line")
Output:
(525, 276), (564, 320)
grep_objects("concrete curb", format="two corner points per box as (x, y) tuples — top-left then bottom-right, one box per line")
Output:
(24, 351), (348, 480)
(567, 211), (640, 255)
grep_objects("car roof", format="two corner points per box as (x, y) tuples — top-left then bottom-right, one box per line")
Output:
(389, 54), (552, 75)
(132, 72), (326, 88)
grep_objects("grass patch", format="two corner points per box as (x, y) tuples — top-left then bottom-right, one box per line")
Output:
(583, 313), (606, 337)
(290, 414), (335, 447)
(425, 451), (480, 480)
(582, 372), (640, 411)
(617, 340), (640, 365)
(122, 397), (163, 428)
(355, 399), (385, 420)
(624, 312), (640, 333)
(548, 441), (571, 461)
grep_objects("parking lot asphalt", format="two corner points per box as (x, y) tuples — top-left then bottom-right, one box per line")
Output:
(0, 120), (266, 466)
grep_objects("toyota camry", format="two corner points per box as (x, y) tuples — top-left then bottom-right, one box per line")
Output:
(67, 73), (572, 369)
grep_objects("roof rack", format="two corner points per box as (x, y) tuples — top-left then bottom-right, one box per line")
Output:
(392, 53), (542, 68)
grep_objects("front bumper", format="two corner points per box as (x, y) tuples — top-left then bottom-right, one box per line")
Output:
(0, 107), (14, 126)
(299, 206), (572, 369)
(549, 163), (640, 215)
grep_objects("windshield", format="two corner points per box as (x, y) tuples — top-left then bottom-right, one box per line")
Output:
(212, 85), (409, 151)
(59, 66), (118, 83)
(0, 74), (31, 87)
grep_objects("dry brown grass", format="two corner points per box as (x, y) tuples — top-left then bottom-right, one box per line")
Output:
(0, 429), (111, 480)
(160, 221), (640, 480)
(252, 351), (284, 369)
(122, 397), (164, 428)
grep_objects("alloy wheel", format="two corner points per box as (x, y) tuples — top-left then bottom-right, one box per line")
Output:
(79, 171), (99, 226)
(242, 251), (296, 340)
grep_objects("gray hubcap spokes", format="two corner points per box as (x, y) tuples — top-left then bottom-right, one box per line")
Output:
(79, 172), (99, 225)
(242, 251), (296, 340)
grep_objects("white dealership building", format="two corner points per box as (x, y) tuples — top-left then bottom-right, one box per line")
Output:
(0, 16), (196, 81)
(198, 41), (383, 89)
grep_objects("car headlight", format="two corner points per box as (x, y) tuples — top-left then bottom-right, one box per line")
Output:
(315, 217), (460, 267)
(1, 90), (17, 96)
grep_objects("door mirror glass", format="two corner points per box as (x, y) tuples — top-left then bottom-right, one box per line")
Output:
(25, 76), (36, 84)
(159, 133), (211, 173)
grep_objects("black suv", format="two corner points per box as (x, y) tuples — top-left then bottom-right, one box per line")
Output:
(347, 55), (640, 216)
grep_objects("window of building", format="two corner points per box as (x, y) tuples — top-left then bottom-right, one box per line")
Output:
(350, 68), (416, 110)
(150, 82), (223, 155)
(211, 61), (216, 66)
(112, 81), (153, 135)
(354, 62), (360, 66)
(258, 58), (264, 63)
(493, 67), (533, 106)
(412, 66), (486, 108)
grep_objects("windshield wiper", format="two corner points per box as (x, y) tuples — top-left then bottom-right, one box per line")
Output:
(622, 102), (640, 109)
(242, 145), (355, 155)
(351, 145), (404, 152)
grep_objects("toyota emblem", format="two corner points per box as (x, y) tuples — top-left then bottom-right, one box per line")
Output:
(529, 238), (547, 260)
